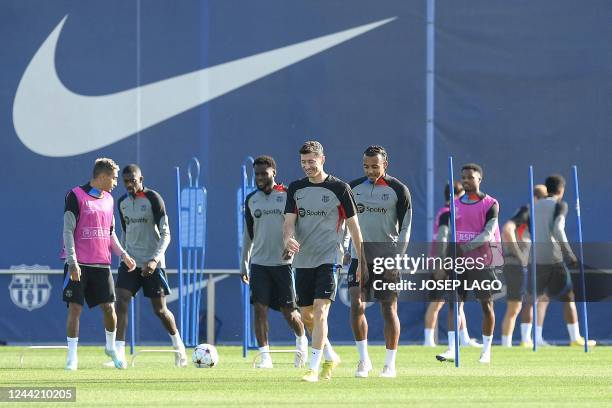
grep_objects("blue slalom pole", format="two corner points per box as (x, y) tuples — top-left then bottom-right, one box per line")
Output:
(241, 163), (249, 358)
(129, 297), (135, 354)
(448, 156), (460, 368)
(528, 166), (537, 352)
(175, 167), (184, 342)
(572, 165), (590, 353)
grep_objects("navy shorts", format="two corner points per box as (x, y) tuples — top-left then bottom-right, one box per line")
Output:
(295, 264), (339, 307)
(116, 262), (171, 298)
(62, 263), (115, 308)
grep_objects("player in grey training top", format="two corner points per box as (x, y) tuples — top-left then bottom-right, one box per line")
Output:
(529, 174), (595, 347)
(284, 141), (364, 383)
(240, 156), (308, 369)
(113, 164), (188, 367)
(346, 146), (411, 379)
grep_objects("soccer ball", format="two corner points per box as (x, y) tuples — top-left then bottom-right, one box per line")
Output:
(192, 343), (219, 368)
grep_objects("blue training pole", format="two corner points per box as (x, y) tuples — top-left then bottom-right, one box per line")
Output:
(175, 167), (184, 342)
(448, 156), (460, 368)
(130, 297), (135, 354)
(572, 165), (590, 353)
(528, 166), (537, 352)
(241, 163), (248, 358)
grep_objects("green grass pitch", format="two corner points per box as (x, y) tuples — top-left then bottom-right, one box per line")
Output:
(1, 345), (611, 406)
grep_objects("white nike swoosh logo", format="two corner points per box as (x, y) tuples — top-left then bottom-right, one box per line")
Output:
(13, 15), (396, 157)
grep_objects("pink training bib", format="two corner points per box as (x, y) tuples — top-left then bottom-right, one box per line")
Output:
(454, 195), (503, 267)
(61, 186), (114, 264)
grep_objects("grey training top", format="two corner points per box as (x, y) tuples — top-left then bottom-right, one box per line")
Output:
(241, 185), (290, 271)
(117, 188), (171, 268)
(533, 197), (575, 265)
(348, 175), (412, 258)
(285, 175), (357, 269)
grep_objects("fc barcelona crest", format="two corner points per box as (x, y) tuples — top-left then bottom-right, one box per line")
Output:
(8, 265), (52, 311)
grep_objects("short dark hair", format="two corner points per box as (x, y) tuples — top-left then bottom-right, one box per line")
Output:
(363, 145), (388, 161)
(122, 164), (142, 175)
(299, 141), (324, 156)
(253, 155), (276, 170)
(444, 181), (464, 201)
(461, 163), (483, 178)
(545, 174), (566, 195)
(93, 158), (119, 178)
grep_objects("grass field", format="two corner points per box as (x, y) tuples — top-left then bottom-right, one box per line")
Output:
(1, 345), (611, 407)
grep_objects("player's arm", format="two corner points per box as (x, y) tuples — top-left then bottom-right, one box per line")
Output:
(240, 195), (255, 284)
(145, 191), (171, 275)
(460, 202), (499, 253)
(63, 191), (80, 281)
(283, 184), (300, 255)
(345, 215), (365, 282)
(340, 186), (364, 281)
(110, 216), (136, 271)
(283, 213), (299, 254)
(433, 216), (450, 279)
(502, 219), (528, 267)
(396, 186), (412, 255)
(117, 197), (127, 248)
(552, 202), (577, 265)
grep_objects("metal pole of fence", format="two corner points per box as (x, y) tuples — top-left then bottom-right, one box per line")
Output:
(175, 167), (184, 342)
(448, 156), (459, 368)
(528, 166), (537, 352)
(572, 165), (590, 353)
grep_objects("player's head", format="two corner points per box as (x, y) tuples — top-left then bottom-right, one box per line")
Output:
(460, 163), (483, 193)
(253, 155), (276, 192)
(363, 145), (388, 182)
(122, 164), (144, 196)
(545, 174), (565, 198)
(534, 184), (547, 201)
(444, 180), (464, 203)
(299, 140), (325, 179)
(92, 158), (119, 192)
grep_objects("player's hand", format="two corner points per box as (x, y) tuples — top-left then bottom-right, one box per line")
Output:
(568, 255), (579, 269)
(241, 272), (249, 285)
(122, 253), (137, 272)
(284, 237), (300, 254)
(141, 259), (158, 277)
(69, 263), (81, 282)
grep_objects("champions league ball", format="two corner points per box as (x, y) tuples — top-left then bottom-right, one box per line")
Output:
(192, 344), (219, 368)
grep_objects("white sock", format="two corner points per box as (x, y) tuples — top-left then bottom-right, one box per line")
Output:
(501, 335), (512, 347)
(482, 335), (493, 354)
(169, 332), (184, 349)
(424, 329), (436, 346)
(520, 323), (532, 343)
(567, 323), (580, 342)
(460, 327), (471, 344)
(535, 326), (544, 343)
(105, 329), (116, 351)
(447, 331), (456, 352)
(384, 348), (397, 369)
(309, 348), (323, 371)
(258, 345), (271, 361)
(323, 340), (336, 361)
(295, 334), (308, 351)
(116, 340), (126, 358)
(355, 340), (369, 362)
(67, 337), (78, 361)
